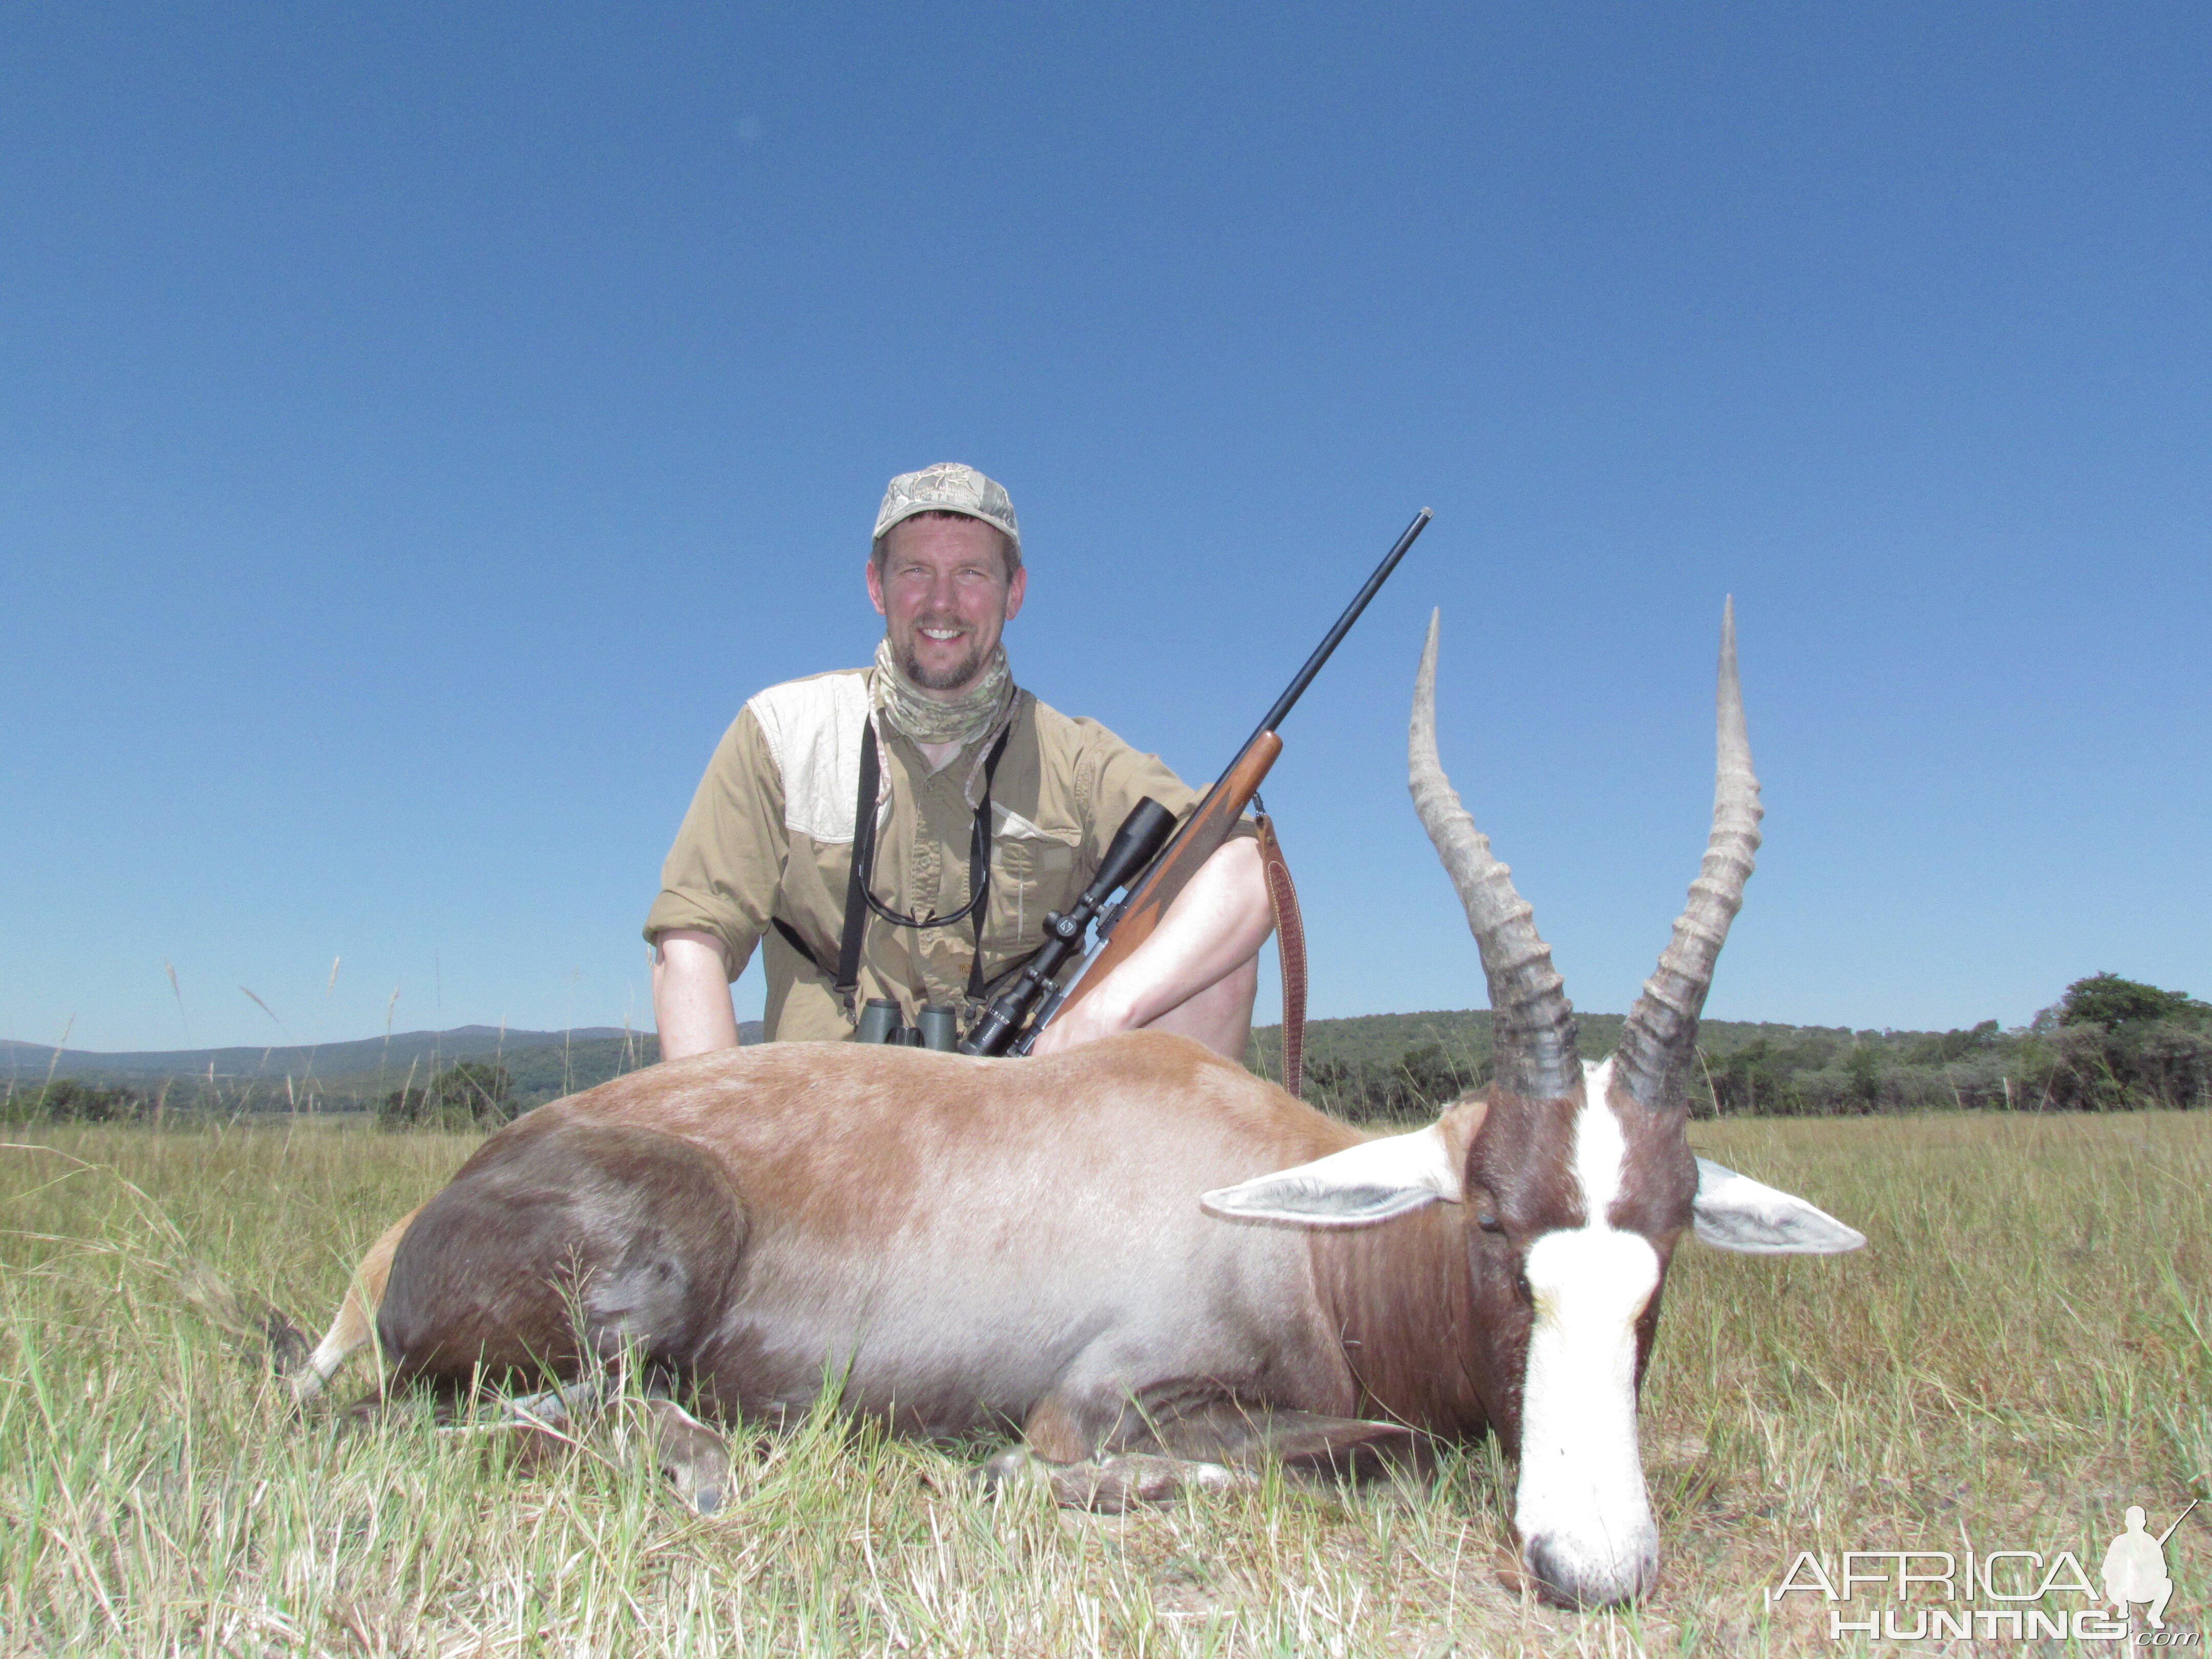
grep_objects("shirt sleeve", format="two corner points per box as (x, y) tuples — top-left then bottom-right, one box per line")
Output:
(642, 705), (788, 981)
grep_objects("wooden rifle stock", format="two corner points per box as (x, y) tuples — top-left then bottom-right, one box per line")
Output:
(1049, 732), (1283, 1023)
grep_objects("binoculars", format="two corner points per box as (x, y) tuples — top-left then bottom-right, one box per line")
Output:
(852, 998), (961, 1051)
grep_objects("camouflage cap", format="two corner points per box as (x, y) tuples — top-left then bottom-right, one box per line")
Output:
(873, 462), (1022, 560)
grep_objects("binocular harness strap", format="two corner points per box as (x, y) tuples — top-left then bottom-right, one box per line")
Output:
(767, 714), (1012, 1020)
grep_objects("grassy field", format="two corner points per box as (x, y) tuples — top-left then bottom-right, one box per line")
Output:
(1, 1109), (2206, 1656)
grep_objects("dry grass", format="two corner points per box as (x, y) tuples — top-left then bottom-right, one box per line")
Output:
(1, 1110), (2206, 1655)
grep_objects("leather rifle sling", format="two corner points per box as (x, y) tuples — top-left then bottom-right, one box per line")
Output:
(1253, 806), (1308, 1098)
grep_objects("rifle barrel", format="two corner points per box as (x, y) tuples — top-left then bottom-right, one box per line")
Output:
(2157, 1499), (2200, 1545)
(1239, 507), (1432, 757)
(1090, 508), (1432, 946)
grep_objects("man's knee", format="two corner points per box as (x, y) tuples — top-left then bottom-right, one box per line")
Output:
(1142, 951), (1260, 1060)
(1219, 949), (1260, 1002)
(1176, 951), (1260, 1022)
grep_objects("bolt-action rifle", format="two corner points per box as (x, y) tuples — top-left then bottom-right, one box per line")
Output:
(959, 507), (1433, 1057)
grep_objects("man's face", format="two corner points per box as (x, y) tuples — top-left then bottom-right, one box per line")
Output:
(866, 514), (1026, 695)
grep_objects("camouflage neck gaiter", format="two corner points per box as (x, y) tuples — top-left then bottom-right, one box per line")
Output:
(871, 636), (1015, 750)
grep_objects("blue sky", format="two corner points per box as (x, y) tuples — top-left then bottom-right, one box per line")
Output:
(4, 2), (2206, 1053)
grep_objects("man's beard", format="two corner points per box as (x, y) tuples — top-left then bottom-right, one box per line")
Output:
(899, 624), (988, 692)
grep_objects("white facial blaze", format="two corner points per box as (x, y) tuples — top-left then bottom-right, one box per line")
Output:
(1514, 1059), (1662, 1602)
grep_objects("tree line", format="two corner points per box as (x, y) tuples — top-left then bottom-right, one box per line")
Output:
(1273, 973), (2211, 1123)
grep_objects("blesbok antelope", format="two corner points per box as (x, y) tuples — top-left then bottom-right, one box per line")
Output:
(287, 605), (1862, 1609)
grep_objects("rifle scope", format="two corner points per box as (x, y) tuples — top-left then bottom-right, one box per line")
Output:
(958, 796), (1177, 1057)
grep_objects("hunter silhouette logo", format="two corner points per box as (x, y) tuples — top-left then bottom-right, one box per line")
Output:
(2103, 1501), (2196, 1631)
(1773, 1498), (2202, 1644)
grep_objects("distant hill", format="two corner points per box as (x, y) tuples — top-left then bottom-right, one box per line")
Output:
(11, 1006), (2071, 1122)
(0, 1025), (656, 1081)
(2, 1010), (1876, 1091)
(0, 1023), (761, 1109)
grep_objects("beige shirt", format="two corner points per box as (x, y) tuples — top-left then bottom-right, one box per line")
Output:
(644, 668), (1220, 1041)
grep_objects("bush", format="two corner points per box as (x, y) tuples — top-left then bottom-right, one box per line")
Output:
(1, 1078), (154, 1123)
(2020, 1020), (2212, 1112)
(2055, 972), (2208, 1032)
(1304, 1042), (1485, 1123)
(378, 1060), (519, 1131)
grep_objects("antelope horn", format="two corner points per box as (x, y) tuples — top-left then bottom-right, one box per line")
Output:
(1409, 611), (1580, 1099)
(1613, 598), (1763, 1112)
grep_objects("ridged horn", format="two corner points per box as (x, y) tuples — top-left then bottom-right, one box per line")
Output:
(1613, 598), (1764, 1112)
(1409, 611), (1580, 1099)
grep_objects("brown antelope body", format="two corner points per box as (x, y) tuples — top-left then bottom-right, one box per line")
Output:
(292, 608), (1862, 1609)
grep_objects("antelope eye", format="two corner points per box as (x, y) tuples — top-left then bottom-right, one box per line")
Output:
(1477, 1212), (1504, 1233)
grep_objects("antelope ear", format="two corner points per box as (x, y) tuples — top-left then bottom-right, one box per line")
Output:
(1203, 1125), (1463, 1228)
(1692, 1157), (1866, 1254)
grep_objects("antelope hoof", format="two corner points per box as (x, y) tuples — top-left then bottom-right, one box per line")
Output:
(252, 1308), (312, 1378)
(640, 1398), (731, 1515)
(971, 1446), (1050, 1498)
